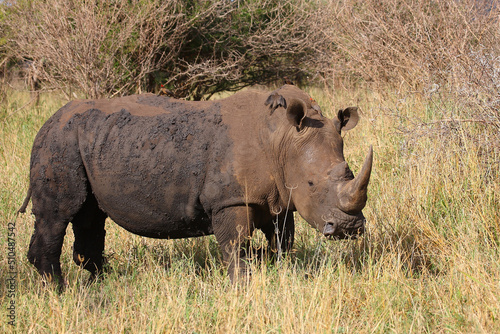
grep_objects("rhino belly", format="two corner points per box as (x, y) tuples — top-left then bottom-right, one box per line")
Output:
(97, 183), (213, 239)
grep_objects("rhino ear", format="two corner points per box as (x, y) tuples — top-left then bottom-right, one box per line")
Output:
(335, 107), (359, 132)
(265, 92), (287, 114)
(286, 99), (307, 130)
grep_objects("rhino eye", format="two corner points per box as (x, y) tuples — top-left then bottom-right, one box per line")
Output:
(308, 181), (314, 186)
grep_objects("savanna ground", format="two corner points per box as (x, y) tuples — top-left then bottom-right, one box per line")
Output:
(1, 83), (499, 333)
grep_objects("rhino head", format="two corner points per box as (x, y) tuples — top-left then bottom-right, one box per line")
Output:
(267, 88), (372, 240)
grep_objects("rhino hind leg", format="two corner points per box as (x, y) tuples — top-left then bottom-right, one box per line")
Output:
(27, 141), (89, 287)
(27, 218), (69, 286)
(72, 192), (107, 279)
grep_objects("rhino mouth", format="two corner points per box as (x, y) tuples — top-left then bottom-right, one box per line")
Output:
(322, 210), (366, 240)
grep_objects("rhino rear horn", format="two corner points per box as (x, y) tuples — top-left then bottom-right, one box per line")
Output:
(338, 146), (373, 213)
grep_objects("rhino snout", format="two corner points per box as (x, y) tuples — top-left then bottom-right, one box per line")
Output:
(322, 210), (366, 239)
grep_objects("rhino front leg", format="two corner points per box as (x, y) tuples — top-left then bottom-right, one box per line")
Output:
(72, 193), (107, 280)
(212, 206), (256, 282)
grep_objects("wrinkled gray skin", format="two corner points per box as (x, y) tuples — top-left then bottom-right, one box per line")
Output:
(19, 85), (372, 286)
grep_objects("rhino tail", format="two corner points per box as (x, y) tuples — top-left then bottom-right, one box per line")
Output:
(18, 185), (32, 214)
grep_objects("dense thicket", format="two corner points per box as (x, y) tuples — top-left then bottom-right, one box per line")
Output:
(1, 0), (323, 100)
(1, 0), (498, 101)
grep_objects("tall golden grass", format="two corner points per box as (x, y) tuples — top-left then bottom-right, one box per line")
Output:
(0, 83), (498, 332)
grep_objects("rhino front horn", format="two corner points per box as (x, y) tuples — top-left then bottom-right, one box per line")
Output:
(339, 146), (373, 214)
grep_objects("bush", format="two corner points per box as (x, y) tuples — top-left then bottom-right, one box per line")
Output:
(5, 0), (322, 100)
(316, 0), (500, 165)
(5, 0), (190, 99)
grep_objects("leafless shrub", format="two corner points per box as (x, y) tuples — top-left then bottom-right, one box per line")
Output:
(310, 0), (500, 168)
(314, 0), (497, 89)
(6, 0), (189, 99)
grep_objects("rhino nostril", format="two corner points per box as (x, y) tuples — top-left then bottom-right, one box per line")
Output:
(323, 222), (337, 236)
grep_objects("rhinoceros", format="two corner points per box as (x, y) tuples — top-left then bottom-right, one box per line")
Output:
(19, 84), (372, 285)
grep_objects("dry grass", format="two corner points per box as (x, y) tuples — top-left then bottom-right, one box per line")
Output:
(1, 86), (499, 333)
